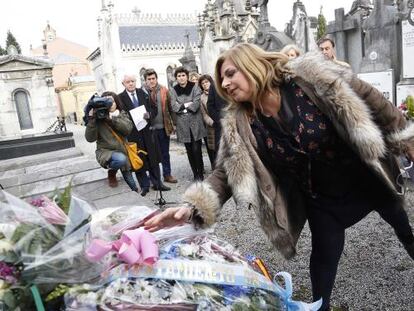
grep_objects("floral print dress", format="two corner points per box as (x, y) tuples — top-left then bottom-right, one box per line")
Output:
(251, 80), (360, 199)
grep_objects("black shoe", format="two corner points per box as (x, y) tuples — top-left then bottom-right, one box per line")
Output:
(153, 184), (171, 191)
(402, 240), (414, 260)
(141, 188), (149, 196)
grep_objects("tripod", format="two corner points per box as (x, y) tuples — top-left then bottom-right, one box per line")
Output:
(153, 182), (178, 209)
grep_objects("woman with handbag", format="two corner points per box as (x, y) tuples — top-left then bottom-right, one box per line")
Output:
(85, 91), (139, 192)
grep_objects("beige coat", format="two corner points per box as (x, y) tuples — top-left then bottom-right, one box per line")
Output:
(183, 52), (414, 259)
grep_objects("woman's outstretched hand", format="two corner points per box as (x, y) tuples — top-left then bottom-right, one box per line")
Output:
(144, 206), (192, 232)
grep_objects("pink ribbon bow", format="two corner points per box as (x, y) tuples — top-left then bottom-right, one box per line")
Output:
(85, 228), (158, 265)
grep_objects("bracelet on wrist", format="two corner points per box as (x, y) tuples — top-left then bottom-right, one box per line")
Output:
(184, 203), (196, 223)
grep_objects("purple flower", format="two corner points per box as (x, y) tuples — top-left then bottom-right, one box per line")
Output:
(0, 261), (18, 284)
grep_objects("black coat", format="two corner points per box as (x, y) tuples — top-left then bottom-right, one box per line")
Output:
(207, 84), (227, 150)
(119, 88), (161, 170)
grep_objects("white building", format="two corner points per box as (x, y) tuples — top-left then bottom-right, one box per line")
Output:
(0, 51), (56, 138)
(88, 2), (200, 93)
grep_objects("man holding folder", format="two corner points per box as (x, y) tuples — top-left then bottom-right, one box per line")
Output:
(119, 74), (170, 196)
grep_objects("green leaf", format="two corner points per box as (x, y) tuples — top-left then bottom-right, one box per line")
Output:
(1, 289), (17, 308)
(55, 180), (73, 215)
(45, 284), (69, 302)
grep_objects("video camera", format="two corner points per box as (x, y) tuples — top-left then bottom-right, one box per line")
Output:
(84, 94), (113, 121)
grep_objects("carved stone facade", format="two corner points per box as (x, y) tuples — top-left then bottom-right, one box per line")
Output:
(0, 54), (57, 138)
(285, 0), (317, 52)
(88, 1), (199, 92)
(198, 0), (293, 75)
(198, 0), (261, 75)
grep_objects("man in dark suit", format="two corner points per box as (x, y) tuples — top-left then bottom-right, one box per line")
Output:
(119, 74), (170, 196)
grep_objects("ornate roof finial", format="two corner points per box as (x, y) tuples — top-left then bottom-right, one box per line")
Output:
(101, 0), (107, 11)
(132, 6), (141, 16)
(180, 30), (197, 72)
(245, 0), (252, 12)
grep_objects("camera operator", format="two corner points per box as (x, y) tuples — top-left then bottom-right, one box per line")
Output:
(84, 91), (139, 192)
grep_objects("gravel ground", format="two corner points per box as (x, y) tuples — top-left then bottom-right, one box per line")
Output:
(70, 124), (414, 310)
(160, 140), (414, 311)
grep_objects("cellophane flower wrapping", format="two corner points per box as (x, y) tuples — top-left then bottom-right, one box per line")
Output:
(65, 205), (284, 311)
(0, 189), (103, 310)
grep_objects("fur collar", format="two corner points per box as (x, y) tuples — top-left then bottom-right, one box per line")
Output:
(174, 81), (195, 96)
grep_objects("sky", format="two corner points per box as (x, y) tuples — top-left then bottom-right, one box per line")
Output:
(0, 0), (355, 54)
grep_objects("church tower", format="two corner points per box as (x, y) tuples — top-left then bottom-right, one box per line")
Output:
(43, 22), (57, 42)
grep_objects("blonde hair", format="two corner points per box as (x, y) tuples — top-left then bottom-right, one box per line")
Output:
(214, 43), (289, 116)
(280, 44), (302, 58)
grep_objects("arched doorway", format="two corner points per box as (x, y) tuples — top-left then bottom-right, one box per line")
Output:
(139, 67), (146, 87)
(166, 65), (175, 89)
(14, 89), (33, 130)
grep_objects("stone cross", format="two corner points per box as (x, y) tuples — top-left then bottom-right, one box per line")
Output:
(326, 8), (359, 61)
(360, 0), (400, 76)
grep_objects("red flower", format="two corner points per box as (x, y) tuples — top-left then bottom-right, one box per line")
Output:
(266, 138), (273, 149)
(305, 113), (314, 121)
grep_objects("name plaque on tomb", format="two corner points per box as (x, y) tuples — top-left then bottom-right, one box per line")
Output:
(397, 84), (414, 107)
(402, 20), (414, 79)
(357, 69), (395, 105)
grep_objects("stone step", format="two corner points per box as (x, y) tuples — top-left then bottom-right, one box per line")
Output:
(72, 177), (134, 202)
(0, 155), (94, 179)
(0, 148), (83, 173)
(92, 191), (155, 209)
(71, 179), (154, 209)
(0, 158), (100, 189)
(5, 167), (108, 198)
(0, 132), (76, 160)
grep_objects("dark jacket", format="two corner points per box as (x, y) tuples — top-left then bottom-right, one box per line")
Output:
(201, 92), (215, 150)
(182, 52), (413, 259)
(207, 84), (226, 130)
(119, 88), (161, 169)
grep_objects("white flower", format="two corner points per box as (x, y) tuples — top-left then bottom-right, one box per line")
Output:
(0, 240), (13, 253)
(179, 243), (198, 257)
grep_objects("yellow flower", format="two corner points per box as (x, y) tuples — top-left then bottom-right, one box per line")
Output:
(0, 279), (9, 290)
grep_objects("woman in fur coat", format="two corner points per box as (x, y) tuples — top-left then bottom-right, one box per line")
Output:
(144, 43), (414, 310)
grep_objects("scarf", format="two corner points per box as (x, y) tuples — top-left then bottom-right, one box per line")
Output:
(174, 81), (195, 96)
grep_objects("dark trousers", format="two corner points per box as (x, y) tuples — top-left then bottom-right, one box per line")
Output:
(135, 164), (162, 190)
(184, 134), (204, 181)
(155, 128), (172, 177)
(203, 137), (216, 170)
(306, 189), (413, 311)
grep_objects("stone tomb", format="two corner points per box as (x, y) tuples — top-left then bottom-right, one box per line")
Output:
(0, 51), (75, 159)
(0, 53), (56, 138)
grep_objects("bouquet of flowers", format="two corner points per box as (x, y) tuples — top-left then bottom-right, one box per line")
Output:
(398, 95), (414, 120)
(0, 186), (101, 310)
(65, 206), (321, 311)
